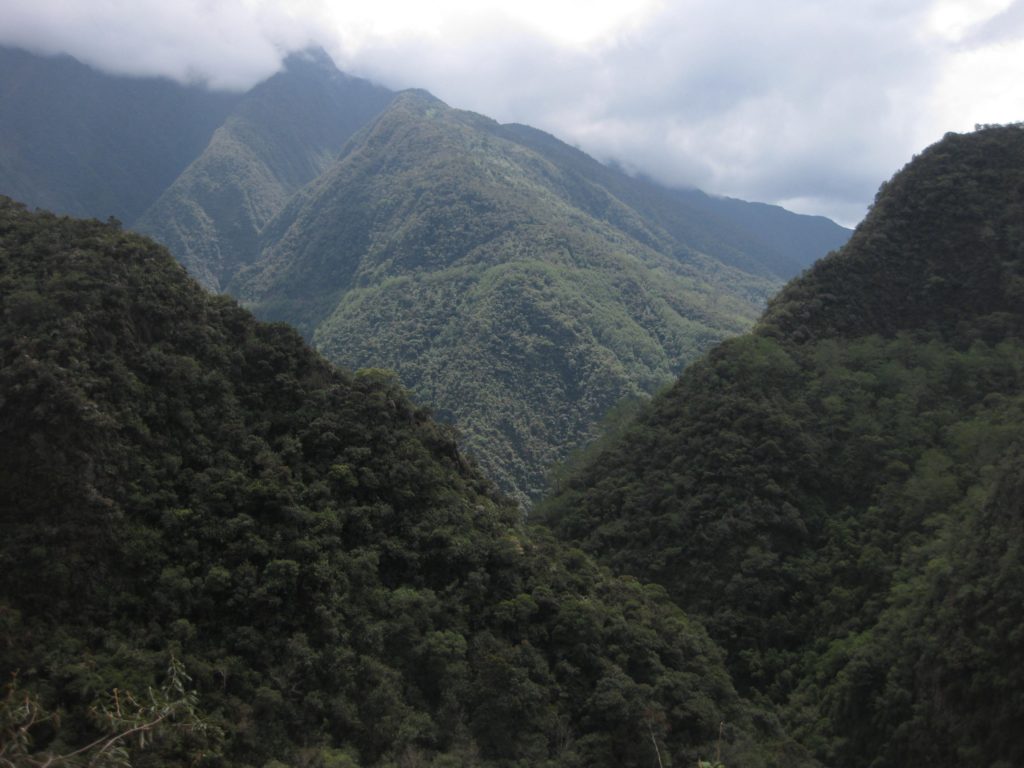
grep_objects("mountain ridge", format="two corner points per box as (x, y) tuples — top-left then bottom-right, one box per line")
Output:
(542, 124), (1024, 767)
(495, 122), (846, 280)
(134, 49), (395, 290)
(0, 45), (241, 222)
(234, 87), (796, 502)
(0, 195), (812, 767)
(762, 125), (1024, 342)
(0, 45), (851, 505)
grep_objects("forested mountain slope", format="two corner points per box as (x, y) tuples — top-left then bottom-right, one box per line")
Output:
(0, 197), (818, 768)
(543, 124), (1024, 768)
(0, 46), (850, 506)
(495, 123), (848, 281)
(134, 49), (394, 290)
(0, 45), (240, 222)
(234, 90), (841, 504)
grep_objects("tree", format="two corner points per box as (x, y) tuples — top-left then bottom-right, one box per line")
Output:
(0, 658), (218, 768)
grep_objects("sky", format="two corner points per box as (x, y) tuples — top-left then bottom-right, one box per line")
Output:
(2, 0), (1023, 227)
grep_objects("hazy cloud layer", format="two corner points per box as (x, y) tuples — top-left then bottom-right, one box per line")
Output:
(2, 0), (1022, 225)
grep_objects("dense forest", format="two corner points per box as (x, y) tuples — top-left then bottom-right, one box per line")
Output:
(543, 124), (1024, 767)
(232, 89), (847, 505)
(134, 49), (395, 291)
(0, 197), (812, 767)
(236, 89), (774, 504)
(0, 45), (850, 507)
(3, 42), (1020, 768)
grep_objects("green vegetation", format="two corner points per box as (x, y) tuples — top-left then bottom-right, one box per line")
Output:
(134, 49), (394, 291)
(1, 657), (219, 767)
(235, 90), (844, 504)
(7, 42), (1018, 768)
(0, 198), (811, 767)
(0, 46), (849, 507)
(495, 123), (848, 281)
(543, 125), (1024, 767)
(0, 45), (239, 223)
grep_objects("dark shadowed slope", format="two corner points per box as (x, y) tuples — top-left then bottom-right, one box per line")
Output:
(0, 45), (850, 507)
(0, 197), (818, 768)
(543, 125), (1024, 768)
(0, 46), (240, 222)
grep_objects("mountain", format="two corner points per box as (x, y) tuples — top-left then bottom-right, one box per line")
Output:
(134, 50), (394, 290)
(0, 45), (393, 289)
(542, 124), (1024, 767)
(0, 45), (850, 505)
(231, 90), (848, 504)
(0, 197), (816, 767)
(495, 123), (849, 280)
(0, 45), (240, 222)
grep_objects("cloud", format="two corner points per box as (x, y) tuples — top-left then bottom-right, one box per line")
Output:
(0, 0), (320, 88)
(1, 0), (1022, 225)
(327, 0), (947, 224)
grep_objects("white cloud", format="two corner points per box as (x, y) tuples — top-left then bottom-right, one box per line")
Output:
(928, 0), (1014, 41)
(1, 0), (1022, 226)
(0, 0), (319, 88)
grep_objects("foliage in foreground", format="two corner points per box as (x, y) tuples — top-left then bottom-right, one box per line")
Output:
(1, 658), (218, 768)
(0, 198), (807, 767)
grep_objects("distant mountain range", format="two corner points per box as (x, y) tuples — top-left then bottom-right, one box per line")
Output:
(135, 49), (395, 290)
(0, 46), (240, 223)
(0, 45), (851, 504)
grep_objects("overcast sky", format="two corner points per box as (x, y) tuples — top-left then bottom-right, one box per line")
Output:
(3, 0), (1023, 226)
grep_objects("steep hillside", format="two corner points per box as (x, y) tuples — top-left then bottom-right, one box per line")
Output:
(0, 45), (240, 222)
(543, 125), (1024, 767)
(0, 197), (815, 768)
(0, 46), (849, 505)
(496, 123), (849, 280)
(134, 49), (394, 290)
(762, 126), (1024, 341)
(235, 90), (842, 504)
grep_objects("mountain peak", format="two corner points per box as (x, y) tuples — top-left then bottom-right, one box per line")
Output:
(761, 124), (1024, 343)
(391, 88), (448, 112)
(282, 45), (339, 74)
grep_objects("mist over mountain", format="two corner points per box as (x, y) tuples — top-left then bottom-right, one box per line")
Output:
(134, 50), (394, 291)
(543, 124), (1024, 767)
(0, 45), (241, 223)
(495, 123), (848, 281)
(0, 32), (1021, 768)
(0, 45), (850, 505)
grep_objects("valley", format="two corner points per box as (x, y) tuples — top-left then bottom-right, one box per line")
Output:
(1, 42), (1021, 768)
